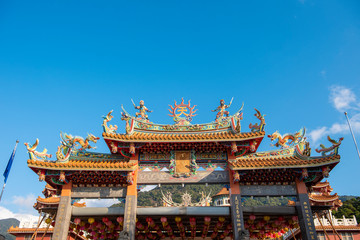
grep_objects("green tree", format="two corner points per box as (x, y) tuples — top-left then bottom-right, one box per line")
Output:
(333, 197), (360, 222)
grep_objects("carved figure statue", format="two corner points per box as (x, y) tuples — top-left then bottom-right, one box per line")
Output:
(212, 98), (233, 121)
(132, 99), (152, 120)
(268, 129), (304, 148)
(249, 108), (266, 132)
(24, 139), (52, 161)
(315, 136), (344, 156)
(102, 110), (118, 134)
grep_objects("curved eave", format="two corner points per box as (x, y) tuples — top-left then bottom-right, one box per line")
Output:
(312, 181), (330, 188)
(36, 196), (60, 204)
(229, 155), (340, 170)
(8, 227), (54, 234)
(27, 159), (137, 172)
(309, 194), (340, 202)
(103, 131), (265, 143)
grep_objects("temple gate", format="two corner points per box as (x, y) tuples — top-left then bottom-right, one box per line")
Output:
(25, 99), (343, 240)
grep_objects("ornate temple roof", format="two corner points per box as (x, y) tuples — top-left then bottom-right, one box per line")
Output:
(34, 196), (86, 211)
(308, 181), (342, 210)
(27, 159), (136, 171)
(229, 142), (340, 170)
(36, 196), (60, 204)
(45, 184), (56, 191)
(312, 181), (330, 188)
(230, 154), (339, 170)
(309, 193), (341, 202)
(103, 131), (264, 142)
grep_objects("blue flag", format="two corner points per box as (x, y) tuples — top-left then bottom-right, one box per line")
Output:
(3, 140), (19, 184)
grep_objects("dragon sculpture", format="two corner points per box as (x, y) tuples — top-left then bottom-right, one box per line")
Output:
(102, 110), (118, 134)
(24, 139), (52, 161)
(121, 110), (133, 135)
(249, 108), (265, 132)
(268, 128), (305, 148)
(61, 132), (99, 151)
(315, 136), (344, 156)
(56, 132), (99, 163)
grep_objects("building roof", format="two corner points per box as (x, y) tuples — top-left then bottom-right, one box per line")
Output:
(44, 184), (56, 191)
(8, 226), (53, 234)
(312, 181), (330, 189)
(36, 196), (60, 204)
(309, 193), (340, 202)
(229, 141), (340, 170)
(213, 187), (229, 197)
(230, 154), (339, 170)
(103, 131), (264, 143)
(315, 225), (360, 231)
(27, 159), (137, 171)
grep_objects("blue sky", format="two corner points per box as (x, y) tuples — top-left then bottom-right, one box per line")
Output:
(0, 0), (360, 218)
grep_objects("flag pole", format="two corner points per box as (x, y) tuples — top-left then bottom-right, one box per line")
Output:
(0, 183), (6, 202)
(0, 140), (19, 202)
(344, 112), (360, 160)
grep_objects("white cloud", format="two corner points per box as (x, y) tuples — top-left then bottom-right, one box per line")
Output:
(329, 85), (357, 112)
(0, 206), (37, 221)
(12, 194), (36, 210)
(309, 127), (328, 143)
(309, 86), (360, 145)
(83, 199), (120, 207)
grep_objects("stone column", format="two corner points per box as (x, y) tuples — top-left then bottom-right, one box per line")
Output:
(53, 182), (72, 240)
(295, 179), (318, 240)
(120, 153), (138, 240)
(228, 150), (245, 240)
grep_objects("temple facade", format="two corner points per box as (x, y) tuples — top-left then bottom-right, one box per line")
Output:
(22, 99), (344, 240)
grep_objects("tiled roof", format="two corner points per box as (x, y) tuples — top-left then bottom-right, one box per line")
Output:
(103, 131), (264, 142)
(36, 196), (60, 204)
(45, 184), (56, 191)
(315, 225), (360, 231)
(230, 155), (340, 170)
(309, 193), (340, 202)
(8, 226), (53, 233)
(27, 159), (137, 171)
(312, 181), (330, 188)
(214, 187), (229, 197)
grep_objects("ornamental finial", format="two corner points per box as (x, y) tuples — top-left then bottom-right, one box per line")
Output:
(168, 98), (198, 125)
